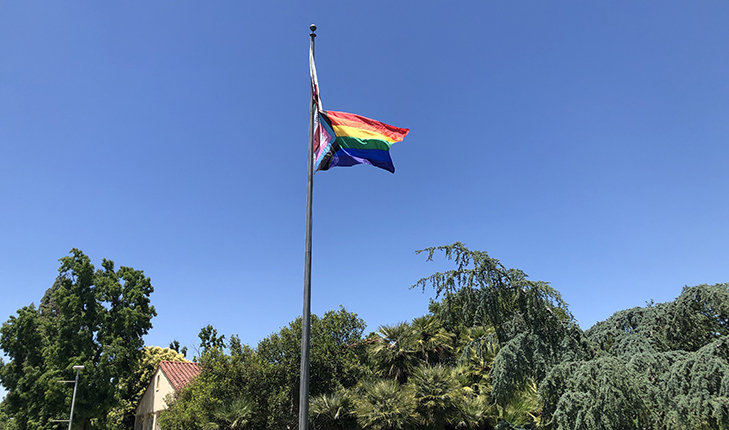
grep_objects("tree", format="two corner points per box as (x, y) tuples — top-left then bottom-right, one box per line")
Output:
(169, 340), (188, 358)
(457, 395), (495, 430)
(410, 316), (455, 366)
(0, 249), (156, 430)
(310, 391), (357, 430)
(407, 365), (463, 430)
(160, 328), (248, 430)
(108, 346), (188, 429)
(197, 325), (226, 358)
(354, 379), (416, 430)
(413, 243), (592, 403)
(204, 397), (255, 430)
(0, 400), (17, 430)
(0, 305), (47, 430)
(540, 283), (729, 429)
(370, 323), (419, 384)
(161, 307), (369, 430)
(452, 325), (499, 400)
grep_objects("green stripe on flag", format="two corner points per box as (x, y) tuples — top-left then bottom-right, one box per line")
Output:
(335, 136), (393, 151)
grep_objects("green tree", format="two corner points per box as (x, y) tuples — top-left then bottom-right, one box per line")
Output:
(0, 249), (156, 430)
(540, 283), (729, 429)
(413, 243), (592, 403)
(370, 322), (419, 384)
(108, 346), (188, 428)
(457, 395), (495, 430)
(407, 365), (463, 430)
(0, 400), (17, 430)
(204, 397), (255, 430)
(453, 325), (498, 400)
(169, 340), (188, 358)
(254, 307), (369, 428)
(156, 244), (729, 429)
(354, 379), (416, 430)
(0, 305), (47, 430)
(162, 307), (369, 430)
(410, 316), (455, 366)
(197, 325), (226, 358)
(310, 390), (357, 430)
(160, 328), (249, 430)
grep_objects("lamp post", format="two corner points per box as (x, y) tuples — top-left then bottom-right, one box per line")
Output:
(67, 365), (83, 430)
(53, 365), (83, 430)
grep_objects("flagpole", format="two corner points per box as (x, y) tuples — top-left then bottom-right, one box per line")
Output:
(299, 23), (317, 430)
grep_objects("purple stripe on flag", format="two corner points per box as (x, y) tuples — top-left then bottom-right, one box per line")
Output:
(329, 148), (395, 173)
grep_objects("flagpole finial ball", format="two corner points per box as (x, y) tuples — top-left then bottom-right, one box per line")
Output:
(310, 24), (317, 32)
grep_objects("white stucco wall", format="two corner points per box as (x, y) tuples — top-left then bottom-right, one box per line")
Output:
(134, 368), (175, 430)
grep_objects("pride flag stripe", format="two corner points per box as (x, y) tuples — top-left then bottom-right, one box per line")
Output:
(335, 136), (392, 151)
(327, 111), (409, 143)
(331, 148), (394, 173)
(315, 110), (409, 174)
(331, 125), (399, 144)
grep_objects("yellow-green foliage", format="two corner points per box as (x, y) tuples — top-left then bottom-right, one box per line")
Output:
(138, 346), (188, 391)
(107, 346), (188, 428)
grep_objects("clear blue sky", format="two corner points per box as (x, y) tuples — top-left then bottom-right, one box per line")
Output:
(2, 1), (729, 397)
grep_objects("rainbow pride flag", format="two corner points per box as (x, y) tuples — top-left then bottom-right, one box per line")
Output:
(314, 110), (409, 174)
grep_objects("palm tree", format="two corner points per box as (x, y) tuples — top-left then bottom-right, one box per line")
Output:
(410, 315), (455, 365)
(370, 323), (419, 383)
(492, 381), (539, 428)
(453, 326), (538, 428)
(354, 379), (416, 430)
(455, 326), (499, 366)
(407, 365), (463, 430)
(457, 396), (496, 430)
(310, 390), (357, 430)
(453, 326), (499, 400)
(203, 397), (254, 430)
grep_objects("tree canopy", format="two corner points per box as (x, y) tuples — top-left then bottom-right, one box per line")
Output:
(109, 346), (188, 429)
(0, 249), (156, 430)
(159, 243), (729, 430)
(540, 283), (729, 429)
(161, 307), (369, 430)
(413, 243), (593, 402)
(2, 244), (728, 430)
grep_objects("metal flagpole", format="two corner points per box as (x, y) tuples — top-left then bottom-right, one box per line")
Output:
(299, 23), (317, 430)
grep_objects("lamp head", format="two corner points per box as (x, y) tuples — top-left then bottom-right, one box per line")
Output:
(72, 365), (84, 370)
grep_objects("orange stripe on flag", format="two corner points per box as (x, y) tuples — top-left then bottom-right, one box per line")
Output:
(326, 111), (409, 143)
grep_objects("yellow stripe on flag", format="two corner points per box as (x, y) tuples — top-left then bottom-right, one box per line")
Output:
(331, 125), (398, 143)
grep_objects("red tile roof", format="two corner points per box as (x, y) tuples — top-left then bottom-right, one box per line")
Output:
(159, 361), (201, 391)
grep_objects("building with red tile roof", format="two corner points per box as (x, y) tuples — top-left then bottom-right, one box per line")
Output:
(134, 361), (201, 430)
(157, 361), (201, 391)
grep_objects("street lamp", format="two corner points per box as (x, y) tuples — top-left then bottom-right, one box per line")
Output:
(53, 365), (84, 430)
